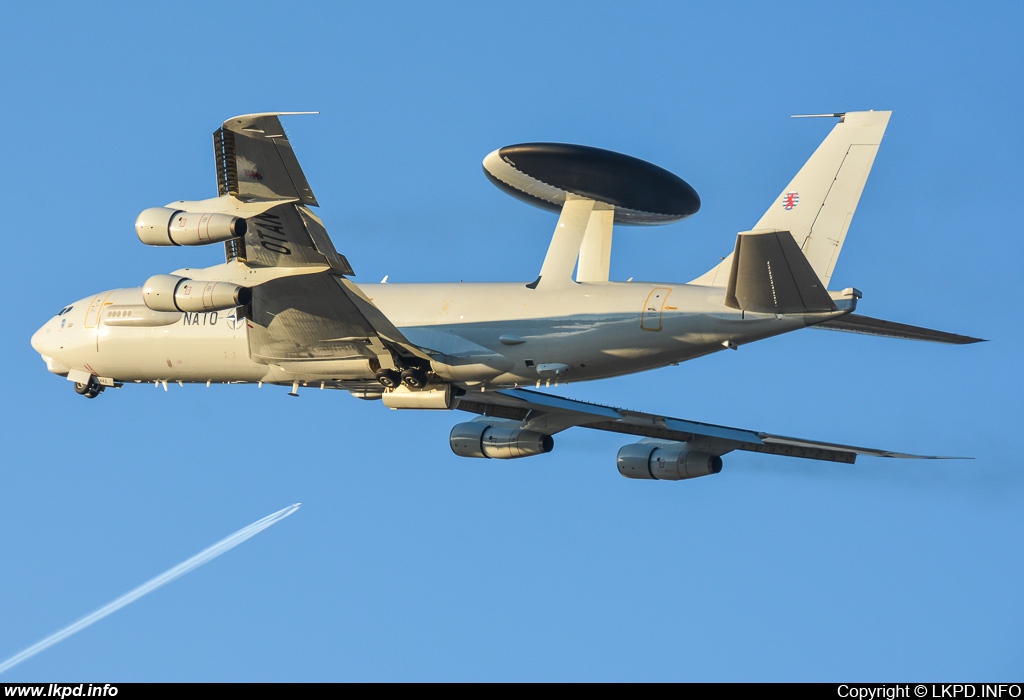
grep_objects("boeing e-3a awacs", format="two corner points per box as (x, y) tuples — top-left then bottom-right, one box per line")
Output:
(30, 111), (981, 480)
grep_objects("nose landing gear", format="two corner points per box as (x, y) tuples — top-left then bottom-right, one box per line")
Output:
(73, 379), (104, 399)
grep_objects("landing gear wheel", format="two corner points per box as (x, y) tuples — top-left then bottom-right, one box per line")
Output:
(376, 369), (401, 389)
(75, 379), (104, 399)
(400, 368), (428, 389)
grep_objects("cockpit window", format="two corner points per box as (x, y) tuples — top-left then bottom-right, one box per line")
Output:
(56, 306), (73, 316)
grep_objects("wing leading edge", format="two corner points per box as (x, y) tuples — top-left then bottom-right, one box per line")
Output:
(454, 388), (964, 464)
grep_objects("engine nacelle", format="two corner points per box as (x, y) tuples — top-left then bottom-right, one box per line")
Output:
(136, 207), (247, 246)
(616, 442), (723, 481)
(142, 274), (251, 313)
(450, 422), (554, 459)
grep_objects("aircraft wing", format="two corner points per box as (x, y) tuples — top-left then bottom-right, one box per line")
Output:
(213, 113), (352, 273)
(208, 113), (428, 367)
(454, 388), (961, 463)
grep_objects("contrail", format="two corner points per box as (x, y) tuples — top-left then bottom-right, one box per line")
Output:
(0, 502), (301, 675)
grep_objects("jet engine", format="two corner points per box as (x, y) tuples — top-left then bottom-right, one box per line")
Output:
(136, 207), (247, 247)
(616, 441), (723, 481)
(450, 422), (554, 459)
(142, 274), (251, 313)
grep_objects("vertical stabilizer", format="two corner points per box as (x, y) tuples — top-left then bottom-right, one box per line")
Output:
(691, 111), (890, 288)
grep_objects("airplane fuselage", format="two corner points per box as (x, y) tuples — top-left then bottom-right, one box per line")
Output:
(31, 279), (853, 391)
(29, 111), (975, 471)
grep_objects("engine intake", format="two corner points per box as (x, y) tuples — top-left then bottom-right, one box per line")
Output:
(450, 422), (554, 459)
(142, 274), (251, 313)
(617, 442), (723, 481)
(136, 207), (247, 246)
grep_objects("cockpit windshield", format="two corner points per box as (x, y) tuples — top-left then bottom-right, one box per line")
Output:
(56, 306), (73, 316)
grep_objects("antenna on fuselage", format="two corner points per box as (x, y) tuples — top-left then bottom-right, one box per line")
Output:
(481, 143), (700, 286)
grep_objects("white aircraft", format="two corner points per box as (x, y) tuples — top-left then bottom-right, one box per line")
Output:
(30, 111), (981, 480)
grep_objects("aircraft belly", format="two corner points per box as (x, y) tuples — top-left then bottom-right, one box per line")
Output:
(425, 309), (714, 386)
(694, 312), (808, 347)
(366, 282), (745, 387)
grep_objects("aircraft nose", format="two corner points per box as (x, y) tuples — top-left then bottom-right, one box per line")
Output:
(30, 323), (47, 353)
(31, 320), (72, 375)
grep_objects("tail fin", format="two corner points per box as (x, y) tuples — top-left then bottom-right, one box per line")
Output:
(692, 111), (891, 288)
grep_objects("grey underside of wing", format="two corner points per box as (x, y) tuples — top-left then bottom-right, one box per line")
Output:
(249, 273), (379, 362)
(214, 114), (427, 363)
(244, 202), (354, 275)
(248, 269), (426, 363)
(241, 204), (393, 362)
(214, 113), (354, 275)
(216, 113), (319, 206)
(454, 388), (955, 463)
(811, 314), (985, 344)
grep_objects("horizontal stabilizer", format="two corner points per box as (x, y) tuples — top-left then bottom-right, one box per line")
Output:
(725, 230), (836, 314)
(812, 314), (985, 345)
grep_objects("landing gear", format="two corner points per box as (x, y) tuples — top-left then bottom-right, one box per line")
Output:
(375, 369), (401, 389)
(400, 368), (428, 389)
(376, 355), (432, 390)
(74, 380), (104, 399)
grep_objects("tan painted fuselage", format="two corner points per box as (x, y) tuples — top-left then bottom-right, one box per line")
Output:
(31, 279), (852, 390)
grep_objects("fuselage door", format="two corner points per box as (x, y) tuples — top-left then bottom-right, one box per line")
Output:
(83, 294), (110, 329)
(641, 287), (672, 331)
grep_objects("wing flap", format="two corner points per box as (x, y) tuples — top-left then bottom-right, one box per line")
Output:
(296, 206), (355, 276)
(739, 441), (856, 464)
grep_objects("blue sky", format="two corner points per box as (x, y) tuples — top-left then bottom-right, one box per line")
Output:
(1, 1), (1020, 681)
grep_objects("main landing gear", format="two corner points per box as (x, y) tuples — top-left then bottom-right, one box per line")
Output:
(73, 379), (104, 399)
(400, 368), (428, 389)
(375, 369), (401, 389)
(375, 363), (430, 390)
